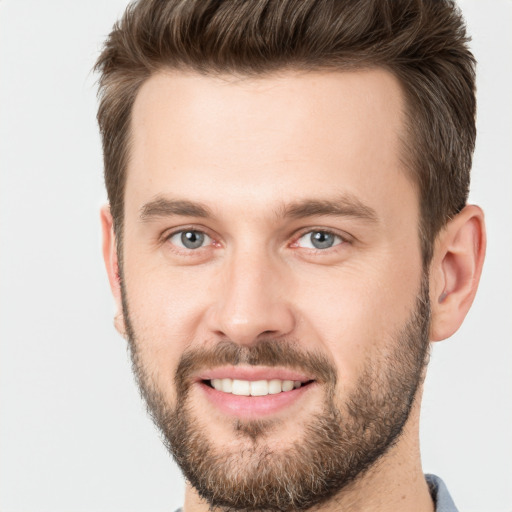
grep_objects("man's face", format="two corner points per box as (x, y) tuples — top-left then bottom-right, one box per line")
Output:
(118, 69), (429, 509)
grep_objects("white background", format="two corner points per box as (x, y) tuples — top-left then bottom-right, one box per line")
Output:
(0, 1), (510, 511)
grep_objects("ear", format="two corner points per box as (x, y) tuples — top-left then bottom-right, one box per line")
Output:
(429, 205), (486, 341)
(100, 205), (126, 337)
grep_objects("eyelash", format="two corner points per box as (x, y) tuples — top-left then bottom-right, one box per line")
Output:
(163, 226), (350, 255)
(163, 226), (218, 253)
(291, 228), (347, 252)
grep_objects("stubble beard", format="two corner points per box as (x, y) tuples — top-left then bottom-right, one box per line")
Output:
(121, 276), (431, 511)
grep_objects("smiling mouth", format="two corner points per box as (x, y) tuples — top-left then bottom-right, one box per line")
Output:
(204, 378), (315, 396)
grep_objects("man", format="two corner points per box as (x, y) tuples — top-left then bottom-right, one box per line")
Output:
(96, 0), (486, 510)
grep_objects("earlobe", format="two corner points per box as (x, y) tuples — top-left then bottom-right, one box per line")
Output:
(429, 205), (486, 341)
(100, 205), (125, 334)
(114, 312), (127, 338)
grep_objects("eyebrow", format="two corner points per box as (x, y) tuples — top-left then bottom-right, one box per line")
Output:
(139, 197), (213, 221)
(281, 195), (378, 223)
(139, 194), (378, 224)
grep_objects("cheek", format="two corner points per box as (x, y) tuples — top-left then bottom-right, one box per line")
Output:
(124, 239), (214, 330)
(121, 256), (215, 398)
(294, 257), (422, 385)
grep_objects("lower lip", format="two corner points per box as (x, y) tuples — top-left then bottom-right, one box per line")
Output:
(198, 381), (315, 419)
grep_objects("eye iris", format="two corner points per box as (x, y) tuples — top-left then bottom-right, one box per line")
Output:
(181, 231), (205, 249)
(311, 231), (334, 249)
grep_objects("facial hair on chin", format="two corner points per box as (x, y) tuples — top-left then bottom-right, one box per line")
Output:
(120, 276), (431, 511)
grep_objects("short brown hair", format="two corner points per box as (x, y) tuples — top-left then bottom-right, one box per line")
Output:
(95, 0), (476, 265)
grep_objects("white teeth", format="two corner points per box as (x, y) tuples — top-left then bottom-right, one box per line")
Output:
(209, 378), (305, 396)
(250, 380), (269, 396)
(268, 379), (282, 394)
(282, 380), (294, 392)
(221, 378), (233, 392)
(232, 379), (251, 396)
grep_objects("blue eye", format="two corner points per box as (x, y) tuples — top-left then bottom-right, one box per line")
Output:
(169, 230), (211, 250)
(296, 231), (342, 250)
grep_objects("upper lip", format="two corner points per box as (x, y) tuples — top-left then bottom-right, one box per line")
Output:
(195, 366), (314, 383)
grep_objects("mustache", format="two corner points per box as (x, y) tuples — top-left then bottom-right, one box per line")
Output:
(175, 339), (337, 390)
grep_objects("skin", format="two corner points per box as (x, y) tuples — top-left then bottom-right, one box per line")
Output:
(101, 68), (485, 511)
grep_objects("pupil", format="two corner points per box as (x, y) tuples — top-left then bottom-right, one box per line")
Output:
(311, 231), (334, 249)
(181, 231), (204, 249)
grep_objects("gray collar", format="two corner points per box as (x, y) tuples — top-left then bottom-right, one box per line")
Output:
(426, 474), (459, 512)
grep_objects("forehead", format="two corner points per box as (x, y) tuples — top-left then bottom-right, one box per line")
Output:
(126, 68), (414, 222)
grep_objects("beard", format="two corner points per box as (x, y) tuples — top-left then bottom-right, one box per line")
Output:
(121, 275), (431, 511)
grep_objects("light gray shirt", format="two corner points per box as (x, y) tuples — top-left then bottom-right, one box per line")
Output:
(426, 474), (459, 512)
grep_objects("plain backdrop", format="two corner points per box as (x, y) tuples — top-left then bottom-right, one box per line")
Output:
(0, 1), (511, 511)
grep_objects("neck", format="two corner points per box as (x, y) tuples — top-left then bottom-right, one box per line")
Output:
(183, 397), (434, 512)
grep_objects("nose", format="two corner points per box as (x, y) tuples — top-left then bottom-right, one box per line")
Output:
(205, 250), (296, 346)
